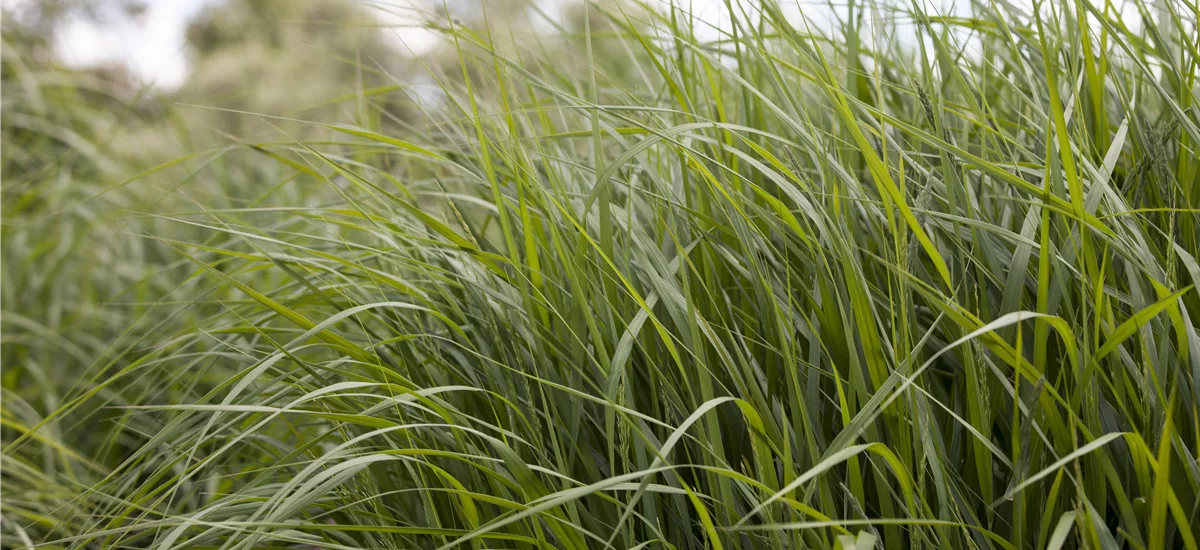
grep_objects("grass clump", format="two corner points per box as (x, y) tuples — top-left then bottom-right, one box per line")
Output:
(3, 0), (1200, 548)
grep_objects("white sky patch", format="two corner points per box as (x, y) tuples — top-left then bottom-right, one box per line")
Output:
(48, 0), (216, 89)
(360, 1), (441, 57)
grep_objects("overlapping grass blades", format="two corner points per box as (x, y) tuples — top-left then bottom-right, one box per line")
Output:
(3, 0), (1200, 548)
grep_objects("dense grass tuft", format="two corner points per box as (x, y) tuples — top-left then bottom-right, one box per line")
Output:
(4, 0), (1200, 548)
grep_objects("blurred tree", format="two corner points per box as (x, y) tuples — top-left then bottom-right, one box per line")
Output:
(178, 0), (407, 137)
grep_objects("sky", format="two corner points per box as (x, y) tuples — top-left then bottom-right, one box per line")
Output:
(49, 0), (215, 88)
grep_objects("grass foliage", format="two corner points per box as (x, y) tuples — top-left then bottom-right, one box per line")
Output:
(4, 0), (1200, 548)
